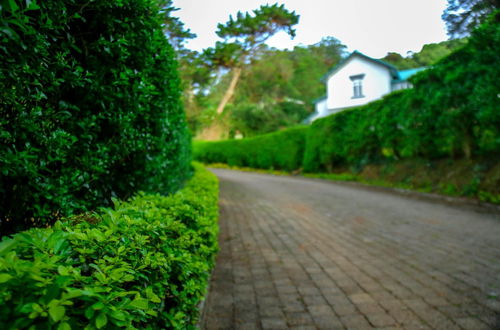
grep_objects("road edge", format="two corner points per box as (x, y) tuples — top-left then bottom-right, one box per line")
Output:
(209, 167), (500, 216)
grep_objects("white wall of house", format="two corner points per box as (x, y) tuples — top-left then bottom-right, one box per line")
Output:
(315, 98), (328, 117)
(392, 81), (412, 91)
(326, 55), (393, 110)
(307, 98), (328, 122)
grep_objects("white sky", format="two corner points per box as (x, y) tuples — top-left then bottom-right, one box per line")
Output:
(172, 0), (449, 58)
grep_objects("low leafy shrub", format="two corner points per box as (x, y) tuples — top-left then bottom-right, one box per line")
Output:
(0, 0), (190, 235)
(0, 163), (218, 329)
(193, 126), (307, 171)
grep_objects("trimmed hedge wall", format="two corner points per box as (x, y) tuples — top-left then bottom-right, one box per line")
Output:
(193, 126), (308, 171)
(303, 92), (411, 172)
(0, 163), (218, 329)
(194, 14), (500, 174)
(0, 0), (190, 235)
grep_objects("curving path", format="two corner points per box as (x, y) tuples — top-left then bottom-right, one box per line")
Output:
(201, 169), (500, 329)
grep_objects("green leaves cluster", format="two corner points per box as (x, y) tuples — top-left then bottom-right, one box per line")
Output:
(203, 3), (299, 72)
(216, 4), (299, 49)
(194, 126), (308, 171)
(0, 0), (190, 235)
(381, 38), (468, 70)
(0, 163), (219, 329)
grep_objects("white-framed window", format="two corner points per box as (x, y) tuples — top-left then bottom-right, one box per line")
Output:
(350, 74), (365, 98)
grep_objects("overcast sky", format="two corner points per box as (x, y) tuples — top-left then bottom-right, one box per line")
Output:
(171, 0), (449, 58)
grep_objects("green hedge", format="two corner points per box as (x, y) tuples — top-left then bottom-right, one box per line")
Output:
(193, 126), (308, 171)
(303, 92), (410, 172)
(0, 0), (190, 235)
(0, 163), (218, 329)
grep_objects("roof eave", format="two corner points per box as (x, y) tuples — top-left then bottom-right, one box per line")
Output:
(321, 50), (399, 82)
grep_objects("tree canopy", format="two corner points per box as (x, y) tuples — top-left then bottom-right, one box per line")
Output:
(381, 39), (468, 69)
(204, 4), (300, 120)
(216, 4), (299, 50)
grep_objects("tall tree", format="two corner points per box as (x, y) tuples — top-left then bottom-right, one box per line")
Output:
(208, 4), (299, 115)
(442, 0), (499, 38)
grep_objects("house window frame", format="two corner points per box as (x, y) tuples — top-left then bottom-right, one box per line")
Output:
(350, 74), (365, 99)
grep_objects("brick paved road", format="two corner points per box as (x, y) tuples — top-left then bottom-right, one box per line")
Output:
(201, 169), (500, 330)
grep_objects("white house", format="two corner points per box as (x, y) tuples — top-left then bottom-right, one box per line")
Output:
(307, 51), (425, 122)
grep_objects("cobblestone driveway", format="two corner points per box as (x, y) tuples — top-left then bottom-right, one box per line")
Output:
(201, 169), (500, 329)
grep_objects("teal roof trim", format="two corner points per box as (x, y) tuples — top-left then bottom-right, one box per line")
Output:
(321, 50), (399, 82)
(395, 67), (427, 81)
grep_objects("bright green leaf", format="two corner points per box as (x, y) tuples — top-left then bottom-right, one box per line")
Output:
(49, 305), (65, 322)
(128, 297), (148, 310)
(0, 274), (13, 283)
(58, 322), (71, 330)
(96, 312), (107, 329)
(91, 301), (105, 310)
(109, 309), (126, 321)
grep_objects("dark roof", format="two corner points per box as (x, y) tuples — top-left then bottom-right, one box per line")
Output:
(321, 50), (399, 82)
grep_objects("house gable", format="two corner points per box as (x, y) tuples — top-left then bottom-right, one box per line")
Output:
(322, 51), (398, 82)
(325, 53), (394, 110)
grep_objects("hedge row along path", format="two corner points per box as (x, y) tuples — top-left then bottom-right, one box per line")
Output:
(201, 169), (500, 329)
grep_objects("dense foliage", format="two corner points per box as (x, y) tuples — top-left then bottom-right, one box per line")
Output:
(0, 0), (190, 234)
(230, 101), (309, 137)
(194, 126), (308, 171)
(0, 163), (218, 329)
